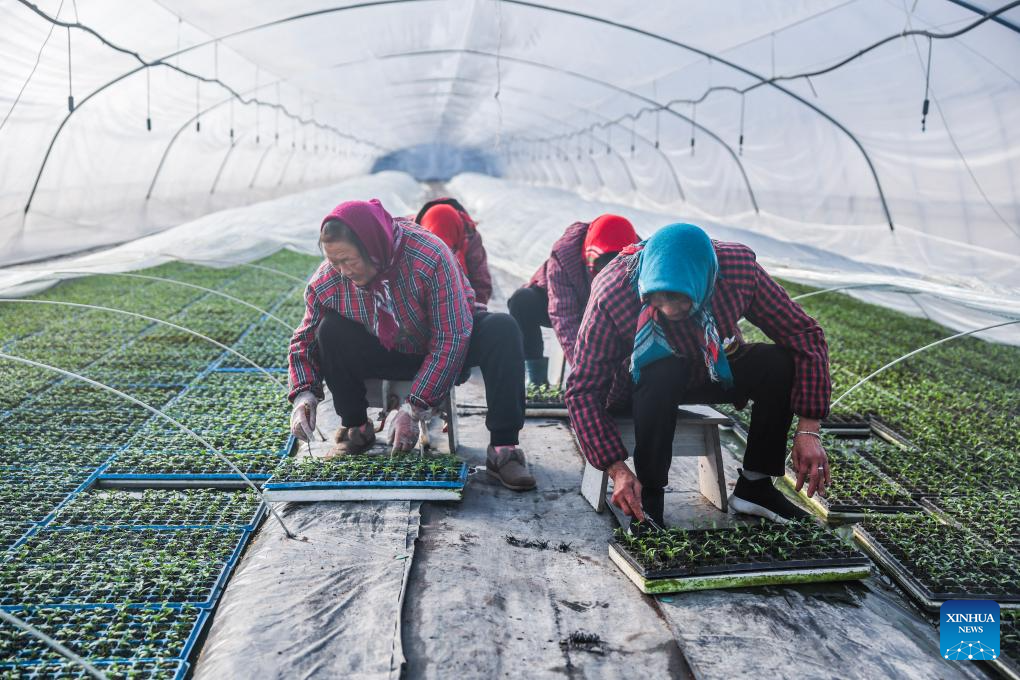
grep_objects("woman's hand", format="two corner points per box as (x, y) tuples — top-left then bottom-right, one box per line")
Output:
(290, 392), (319, 442)
(608, 461), (644, 521)
(791, 418), (830, 498)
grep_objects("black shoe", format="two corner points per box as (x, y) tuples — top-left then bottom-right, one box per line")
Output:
(729, 469), (810, 523)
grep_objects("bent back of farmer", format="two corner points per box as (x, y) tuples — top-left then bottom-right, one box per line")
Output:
(288, 199), (536, 490)
(508, 214), (638, 385)
(417, 197), (493, 306)
(565, 223), (832, 527)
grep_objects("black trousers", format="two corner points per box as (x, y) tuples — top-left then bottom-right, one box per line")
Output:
(507, 286), (551, 360)
(631, 343), (795, 515)
(316, 311), (525, 446)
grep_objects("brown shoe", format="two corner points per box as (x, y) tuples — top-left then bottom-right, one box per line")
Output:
(486, 445), (537, 491)
(327, 423), (377, 458)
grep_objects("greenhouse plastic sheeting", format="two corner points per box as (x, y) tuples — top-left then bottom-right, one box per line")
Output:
(193, 500), (420, 680)
(449, 173), (1020, 344)
(0, 171), (423, 298)
(2, 0), (1019, 283)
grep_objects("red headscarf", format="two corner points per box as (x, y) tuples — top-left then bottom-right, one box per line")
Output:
(419, 203), (468, 272)
(583, 214), (638, 271)
(321, 199), (404, 349)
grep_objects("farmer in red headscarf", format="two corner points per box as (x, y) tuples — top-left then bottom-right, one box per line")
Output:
(508, 215), (639, 385)
(288, 199), (535, 491)
(416, 197), (492, 305)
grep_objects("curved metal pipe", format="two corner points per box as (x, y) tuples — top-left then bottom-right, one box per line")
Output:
(378, 49), (754, 211)
(0, 611), (105, 680)
(830, 319), (1020, 409)
(210, 134), (243, 195)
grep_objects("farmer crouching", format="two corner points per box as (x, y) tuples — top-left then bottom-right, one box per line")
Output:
(508, 215), (639, 385)
(566, 223), (832, 526)
(416, 197), (493, 306)
(287, 199), (535, 491)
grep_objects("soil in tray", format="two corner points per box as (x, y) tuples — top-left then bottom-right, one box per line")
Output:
(105, 450), (287, 477)
(0, 605), (203, 663)
(0, 659), (184, 679)
(860, 514), (1020, 602)
(0, 528), (244, 605)
(49, 489), (262, 528)
(611, 518), (868, 580)
(269, 453), (464, 485)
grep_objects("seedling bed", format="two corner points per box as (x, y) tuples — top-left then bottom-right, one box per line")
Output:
(779, 447), (917, 522)
(854, 517), (1020, 611)
(0, 605), (206, 664)
(0, 524), (34, 553)
(0, 659), (187, 679)
(263, 454), (467, 501)
(920, 491), (1020, 552)
(49, 489), (264, 530)
(0, 528), (247, 607)
(609, 519), (870, 594)
(525, 384), (566, 410)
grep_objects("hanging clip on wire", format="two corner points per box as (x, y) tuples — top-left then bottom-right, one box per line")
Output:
(66, 27), (74, 112)
(921, 37), (933, 132)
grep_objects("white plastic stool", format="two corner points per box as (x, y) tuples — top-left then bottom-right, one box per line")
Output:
(364, 379), (458, 453)
(579, 404), (729, 513)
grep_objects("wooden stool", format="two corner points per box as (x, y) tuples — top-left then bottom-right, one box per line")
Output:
(364, 379), (458, 453)
(579, 405), (729, 514)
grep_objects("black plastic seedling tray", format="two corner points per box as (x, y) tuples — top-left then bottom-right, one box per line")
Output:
(854, 526), (1020, 611)
(820, 413), (871, 437)
(609, 521), (870, 595)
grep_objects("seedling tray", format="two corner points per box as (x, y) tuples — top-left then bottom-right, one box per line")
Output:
(97, 443), (293, 487)
(48, 489), (265, 531)
(0, 659), (187, 679)
(609, 545), (870, 595)
(779, 464), (918, 523)
(0, 605), (207, 665)
(263, 455), (468, 502)
(820, 413), (871, 437)
(0, 528), (249, 608)
(608, 520), (870, 595)
(854, 525), (1020, 612)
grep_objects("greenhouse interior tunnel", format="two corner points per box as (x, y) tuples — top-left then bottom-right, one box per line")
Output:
(1, 0), (1019, 678)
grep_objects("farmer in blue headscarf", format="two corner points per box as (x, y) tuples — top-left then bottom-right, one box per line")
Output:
(565, 223), (832, 527)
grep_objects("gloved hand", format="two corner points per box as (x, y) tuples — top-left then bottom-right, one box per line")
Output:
(390, 402), (431, 453)
(290, 391), (319, 442)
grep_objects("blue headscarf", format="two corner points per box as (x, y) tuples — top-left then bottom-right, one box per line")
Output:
(629, 223), (734, 388)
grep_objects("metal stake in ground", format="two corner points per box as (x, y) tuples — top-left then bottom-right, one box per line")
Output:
(0, 609), (107, 680)
(0, 352), (299, 540)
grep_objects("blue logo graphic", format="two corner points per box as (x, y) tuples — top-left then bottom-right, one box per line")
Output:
(940, 600), (1000, 661)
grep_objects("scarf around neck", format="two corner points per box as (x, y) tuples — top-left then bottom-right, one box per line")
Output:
(626, 223), (733, 389)
(321, 199), (405, 350)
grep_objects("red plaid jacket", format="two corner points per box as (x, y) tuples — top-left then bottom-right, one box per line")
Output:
(528, 221), (591, 365)
(566, 240), (831, 470)
(288, 219), (475, 409)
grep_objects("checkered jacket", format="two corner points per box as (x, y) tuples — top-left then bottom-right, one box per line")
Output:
(566, 240), (831, 470)
(528, 221), (591, 365)
(288, 220), (475, 409)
